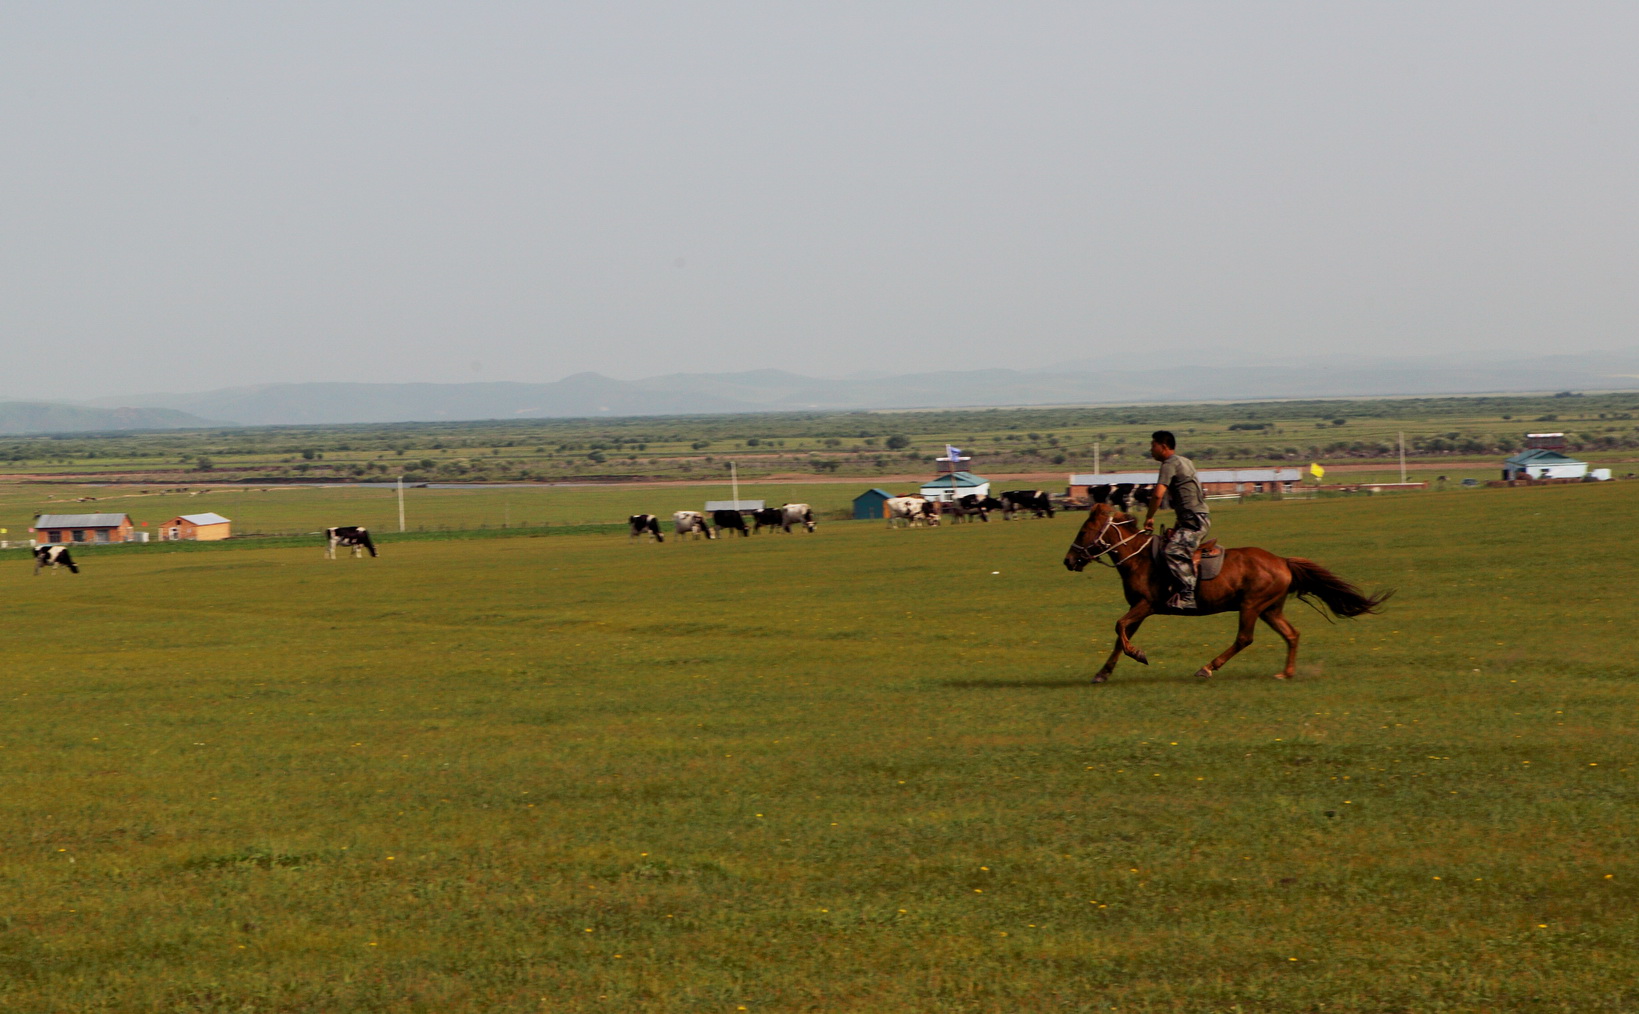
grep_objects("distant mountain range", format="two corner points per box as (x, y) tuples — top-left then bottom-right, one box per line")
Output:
(0, 402), (223, 436)
(4, 351), (1637, 433)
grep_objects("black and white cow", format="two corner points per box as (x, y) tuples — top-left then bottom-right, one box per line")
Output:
(781, 503), (816, 533)
(324, 526), (377, 559)
(673, 511), (714, 539)
(33, 545), (79, 575)
(885, 496), (939, 528)
(1111, 483), (1139, 514)
(751, 507), (786, 533)
(1000, 490), (1056, 520)
(712, 509), (749, 537)
(951, 494), (1004, 523)
(941, 498), (981, 523)
(628, 514), (664, 542)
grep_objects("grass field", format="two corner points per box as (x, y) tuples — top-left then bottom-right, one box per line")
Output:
(2, 481), (1636, 1012)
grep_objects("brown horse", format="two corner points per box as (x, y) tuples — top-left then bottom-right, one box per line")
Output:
(1063, 503), (1392, 682)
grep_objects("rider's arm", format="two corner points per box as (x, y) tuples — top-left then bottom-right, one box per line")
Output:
(1145, 461), (1171, 529)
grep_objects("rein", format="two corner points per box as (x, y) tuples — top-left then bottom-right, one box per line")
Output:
(1070, 514), (1154, 568)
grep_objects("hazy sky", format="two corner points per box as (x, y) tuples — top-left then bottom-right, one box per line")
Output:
(4, 2), (1637, 401)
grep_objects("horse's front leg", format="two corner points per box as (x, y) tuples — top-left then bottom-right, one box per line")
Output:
(1094, 601), (1152, 682)
(1196, 603), (1258, 679)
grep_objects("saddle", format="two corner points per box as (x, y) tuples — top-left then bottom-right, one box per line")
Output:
(1151, 528), (1225, 581)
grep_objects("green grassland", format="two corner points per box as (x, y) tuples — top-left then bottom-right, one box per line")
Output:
(2, 481), (1636, 1012)
(4, 391), (1637, 485)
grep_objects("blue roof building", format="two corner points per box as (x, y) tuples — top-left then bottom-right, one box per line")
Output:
(918, 471), (990, 501)
(1503, 447), (1587, 480)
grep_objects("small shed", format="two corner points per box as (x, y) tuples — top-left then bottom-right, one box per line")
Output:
(919, 471), (990, 502)
(1503, 448), (1587, 480)
(32, 513), (135, 545)
(853, 488), (895, 520)
(160, 512), (232, 541)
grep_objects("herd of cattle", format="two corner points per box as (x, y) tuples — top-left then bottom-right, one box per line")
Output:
(629, 503), (817, 541)
(883, 483), (1151, 528)
(625, 487), (1114, 541)
(882, 489), (1057, 527)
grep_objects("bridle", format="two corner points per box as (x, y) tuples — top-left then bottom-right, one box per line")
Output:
(1067, 511), (1153, 569)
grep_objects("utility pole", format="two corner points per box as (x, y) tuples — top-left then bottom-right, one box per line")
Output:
(1094, 441), (1100, 476)
(730, 460), (739, 509)
(1398, 432), (1407, 484)
(397, 475), (406, 533)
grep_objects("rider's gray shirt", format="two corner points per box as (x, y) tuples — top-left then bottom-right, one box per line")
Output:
(1156, 453), (1209, 529)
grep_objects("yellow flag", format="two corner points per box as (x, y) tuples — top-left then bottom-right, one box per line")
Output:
(1309, 463), (1325, 479)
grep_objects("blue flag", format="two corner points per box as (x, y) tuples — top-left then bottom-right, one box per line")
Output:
(945, 444), (964, 462)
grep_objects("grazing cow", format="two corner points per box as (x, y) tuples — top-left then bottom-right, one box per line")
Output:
(751, 507), (786, 533)
(1000, 490), (1056, 520)
(712, 509), (749, 537)
(673, 511), (714, 539)
(781, 503), (817, 533)
(942, 498), (981, 523)
(628, 514), (664, 542)
(952, 494), (1004, 522)
(885, 496), (939, 528)
(1111, 483), (1139, 513)
(33, 545), (78, 575)
(325, 526), (378, 559)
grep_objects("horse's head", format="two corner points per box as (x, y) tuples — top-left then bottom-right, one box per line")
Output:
(1065, 503), (1147, 571)
(1065, 503), (1115, 571)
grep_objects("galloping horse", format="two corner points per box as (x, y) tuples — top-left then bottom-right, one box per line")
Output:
(1064, 503), (1391, 682)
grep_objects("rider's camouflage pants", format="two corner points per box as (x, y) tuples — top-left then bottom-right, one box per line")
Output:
(1163, 519), (1211, 606)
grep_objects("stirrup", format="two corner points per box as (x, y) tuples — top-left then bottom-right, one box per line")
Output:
(1165, 593), (1196, 611)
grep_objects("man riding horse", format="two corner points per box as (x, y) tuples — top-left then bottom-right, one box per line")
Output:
(1143, 430), (1209, 611)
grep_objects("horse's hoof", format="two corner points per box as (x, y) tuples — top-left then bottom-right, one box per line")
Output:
(1273, 672), (1294, 681)
(1091, 672), (1109, 684)
(1194, 667), (1213, 680)
(1126, 649), (1149, 666)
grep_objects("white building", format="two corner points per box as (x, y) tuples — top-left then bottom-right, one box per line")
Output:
(1502, 449), (1587, 480)
(919, 471), (990, 502)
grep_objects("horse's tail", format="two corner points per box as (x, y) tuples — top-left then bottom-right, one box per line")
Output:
(1285, 558), (1393, 618)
